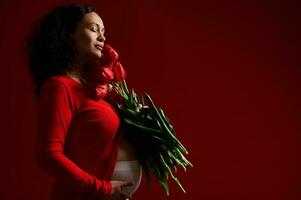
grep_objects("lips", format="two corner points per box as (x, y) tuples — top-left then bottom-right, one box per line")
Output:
(95, 45), (103, 51)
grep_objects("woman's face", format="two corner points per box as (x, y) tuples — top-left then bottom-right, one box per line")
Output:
(71, 12), (106, 65)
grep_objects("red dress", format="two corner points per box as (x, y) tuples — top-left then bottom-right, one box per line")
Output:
(36, 75), (122, 200)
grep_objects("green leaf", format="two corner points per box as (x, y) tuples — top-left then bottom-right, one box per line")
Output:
(145, 93), (188, 154)
(123, 118), (162, 133)
(159, 154), (186, 193)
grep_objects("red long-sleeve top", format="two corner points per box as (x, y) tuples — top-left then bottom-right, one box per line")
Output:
(36, 75), (122, 200)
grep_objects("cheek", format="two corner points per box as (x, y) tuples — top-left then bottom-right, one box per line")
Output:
(75, 33), (94, 52)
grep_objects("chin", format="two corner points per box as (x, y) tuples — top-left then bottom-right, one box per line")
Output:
(91, 51), (103, 59)
(95, 51), (103, 59)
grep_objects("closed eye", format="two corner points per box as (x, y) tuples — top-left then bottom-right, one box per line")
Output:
(90, 27), (97, 32)
(89, 26), (105, 36)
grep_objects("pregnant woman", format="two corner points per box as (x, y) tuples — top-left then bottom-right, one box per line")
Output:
(26, 3), (141, 200)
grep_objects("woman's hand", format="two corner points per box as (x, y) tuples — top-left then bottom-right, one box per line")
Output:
(104, 180), (133, 200)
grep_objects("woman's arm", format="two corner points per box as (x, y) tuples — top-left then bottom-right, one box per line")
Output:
(35, 79), (112, 198)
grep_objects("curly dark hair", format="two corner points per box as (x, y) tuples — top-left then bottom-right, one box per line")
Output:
(25, 3), (96, 94)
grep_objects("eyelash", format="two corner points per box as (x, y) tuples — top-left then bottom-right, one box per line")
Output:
(90, 28), (105, 34)
(91, 28), (97, 32)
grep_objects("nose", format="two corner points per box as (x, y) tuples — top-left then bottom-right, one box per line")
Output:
(97, 32), (106, 42)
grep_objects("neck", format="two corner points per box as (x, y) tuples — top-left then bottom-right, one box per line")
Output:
(65, 61), (85, 85)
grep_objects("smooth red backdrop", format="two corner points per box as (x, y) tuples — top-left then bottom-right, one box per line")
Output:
(1, 0), (300, 199)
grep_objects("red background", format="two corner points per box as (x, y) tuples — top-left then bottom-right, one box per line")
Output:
(1, 0), (300, 199)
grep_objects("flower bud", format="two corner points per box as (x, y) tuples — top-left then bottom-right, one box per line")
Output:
(113, 62), (126, 81)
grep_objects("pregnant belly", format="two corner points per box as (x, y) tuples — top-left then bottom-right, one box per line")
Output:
(117, 138), (137, 161)
(113, 139), (142, 196)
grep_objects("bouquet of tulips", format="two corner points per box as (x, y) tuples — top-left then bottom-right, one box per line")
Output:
(108, 80), (193, 196)
(89, 44), (193, 196)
